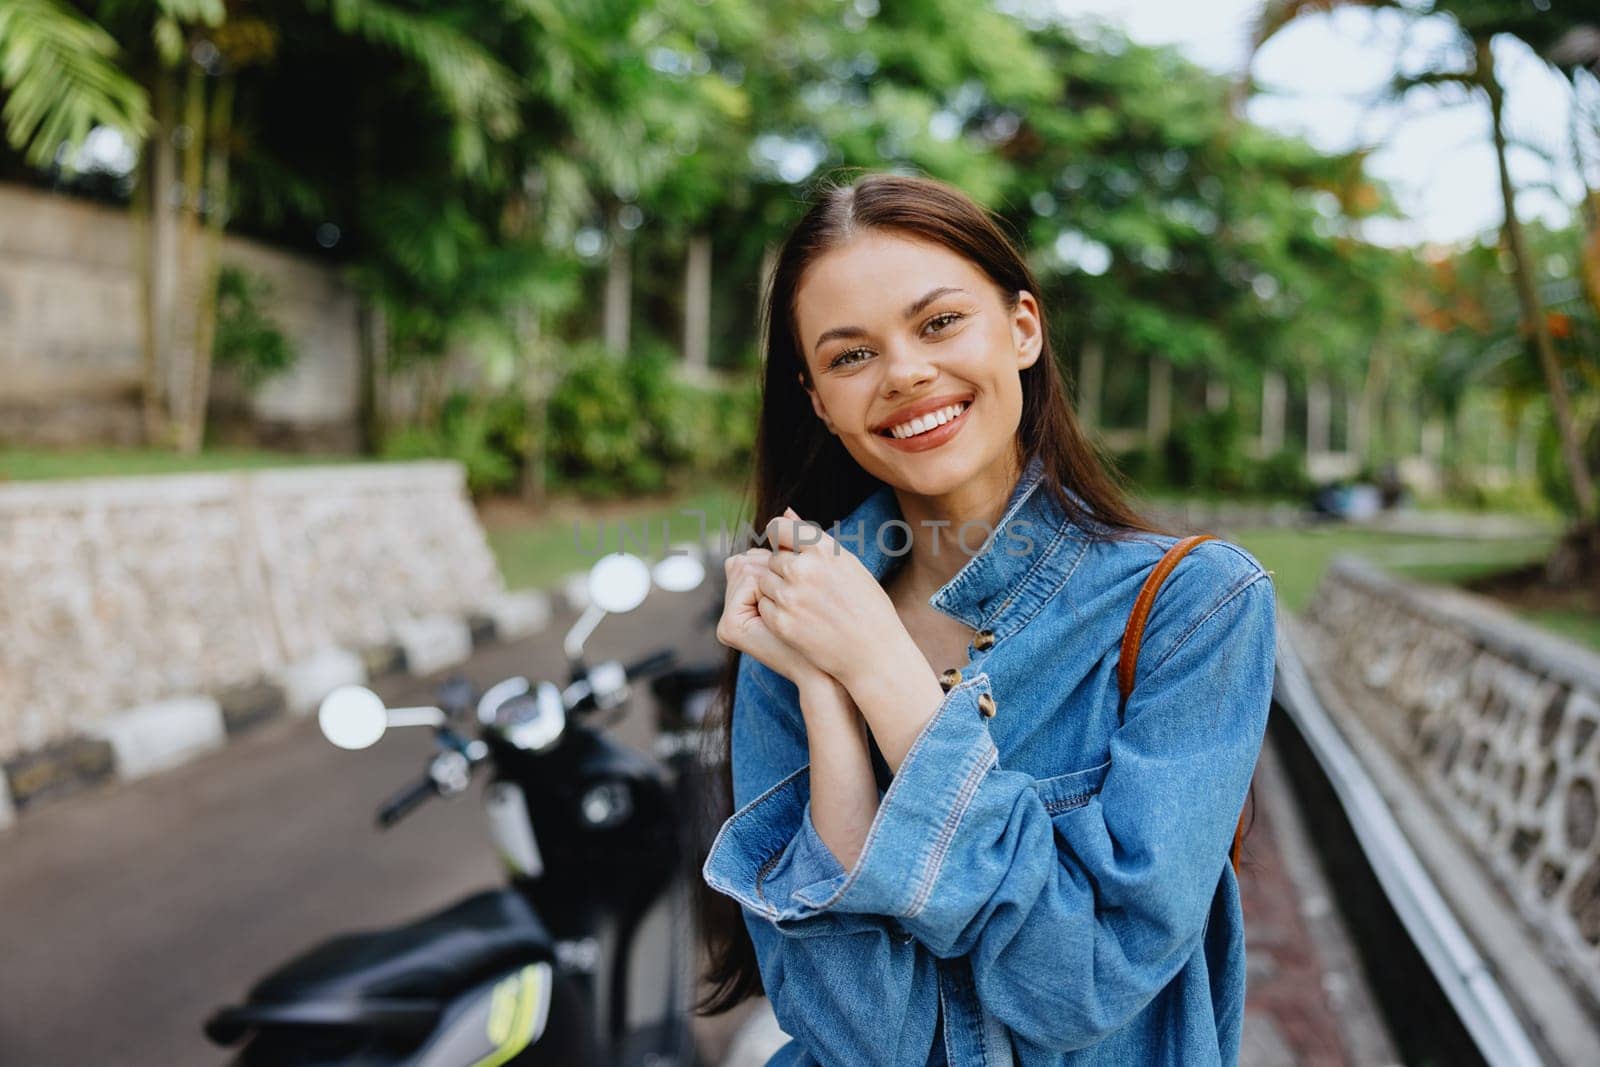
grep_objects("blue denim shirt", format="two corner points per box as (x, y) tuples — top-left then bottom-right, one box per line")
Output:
(701, 453), (1277, 1066)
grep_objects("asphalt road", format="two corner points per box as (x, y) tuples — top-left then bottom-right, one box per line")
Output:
(0, 584), (748, 1067)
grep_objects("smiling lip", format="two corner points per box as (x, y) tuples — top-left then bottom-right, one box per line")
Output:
(877, 398), (973, 453)
(871, 394), (975, 435)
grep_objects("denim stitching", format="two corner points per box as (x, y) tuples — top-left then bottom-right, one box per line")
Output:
(996, 526), (1089, 637)
(1145, 571), (1270, 682)
(797, 674), (991, 917)
(906, 740), (998, 919)
(984, 518), (1072, 630)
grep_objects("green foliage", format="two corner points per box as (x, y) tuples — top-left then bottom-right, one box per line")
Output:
(1117, 429), (1313, 500)
(381, 389), (521, 495)
(212, 265), (297, 387)
(0, 0), (151, 168)
(546, 341), (756, 498)
(1162, 408), (1255, 493)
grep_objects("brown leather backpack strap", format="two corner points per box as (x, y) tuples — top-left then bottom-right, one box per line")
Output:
(1117, 534), (1248, 877)
(1117, 534), (1217, 709)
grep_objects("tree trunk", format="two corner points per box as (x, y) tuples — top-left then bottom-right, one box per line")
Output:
(1480, 37), (1596, 517)
(358, 299), (388, 454)
(139, 68), (180, 446)
(179, 75), (234, 456)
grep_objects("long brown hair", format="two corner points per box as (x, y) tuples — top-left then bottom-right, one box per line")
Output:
(693, 169), (1177, 1015)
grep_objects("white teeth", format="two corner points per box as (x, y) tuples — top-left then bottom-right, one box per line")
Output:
(887, 401), (968, 439)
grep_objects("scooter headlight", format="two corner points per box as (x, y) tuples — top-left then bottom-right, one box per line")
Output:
(579, 780), (633, 829)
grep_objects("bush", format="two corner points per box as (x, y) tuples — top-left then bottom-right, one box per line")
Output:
(382, 390), (520, 495)
(545, 341), (756, 497)
(1162, 408), (1253, 493)
(213, 265), (297, 386)
(386, 341), (759, 499)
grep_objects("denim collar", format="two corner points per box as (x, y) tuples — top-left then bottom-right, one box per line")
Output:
(831, 452), (1093, 637)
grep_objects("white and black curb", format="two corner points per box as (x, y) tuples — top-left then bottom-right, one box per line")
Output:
(89, 697), (227, 782)
(0, 587), (555, 828)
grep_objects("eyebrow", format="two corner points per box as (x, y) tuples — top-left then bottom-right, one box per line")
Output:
(811, 286), (968, 357)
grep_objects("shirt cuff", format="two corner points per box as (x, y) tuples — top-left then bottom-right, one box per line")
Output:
(701, 763), (879, 937)
(702, 674), (998, 928)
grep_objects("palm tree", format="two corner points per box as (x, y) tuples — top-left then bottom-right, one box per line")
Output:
(0, 0), (527, 452)
(1251, 0), (1597, 520)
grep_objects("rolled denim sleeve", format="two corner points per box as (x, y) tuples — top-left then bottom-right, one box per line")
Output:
(726, 554), (1278, 1053)
(701, 653), (941, 1066)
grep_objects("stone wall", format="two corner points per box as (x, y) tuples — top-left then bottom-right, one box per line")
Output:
(0, 183), (361, 447)
(1301, 556), (1600, 1009)
(0, 462), (505, 762)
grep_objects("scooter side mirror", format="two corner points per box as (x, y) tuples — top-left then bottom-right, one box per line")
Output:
(587, 552), (652, 614)
(652, 549), (705, 593)
(319, 685), (389, 750)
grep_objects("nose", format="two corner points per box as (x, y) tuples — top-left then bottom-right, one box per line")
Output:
(879, 337), (937, 397)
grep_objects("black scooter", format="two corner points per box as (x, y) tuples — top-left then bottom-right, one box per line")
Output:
(204, 548), (725, 1066)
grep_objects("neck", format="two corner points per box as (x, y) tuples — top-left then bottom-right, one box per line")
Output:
(889, 449), (1024, 601)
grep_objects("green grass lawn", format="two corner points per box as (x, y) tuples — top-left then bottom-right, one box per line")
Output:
(0, 447), (363, 482)
(1231, 524), (1600, 653)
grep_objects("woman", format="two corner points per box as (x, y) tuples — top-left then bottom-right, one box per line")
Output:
(695, 170), (1277, 1066)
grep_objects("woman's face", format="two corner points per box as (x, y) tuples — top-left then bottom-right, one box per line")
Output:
(793, 229), (1043, 498)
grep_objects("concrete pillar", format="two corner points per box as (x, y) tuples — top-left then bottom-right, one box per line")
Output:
(1347, 388), (1367, 465)
(1516, 407), (1539, 480)
(1261, 370), (1286, 454)
(1077, 339), (1104, 432)
(1307, 377), (1331, 456)
(1205, 378), (1229, 413)
(603, 208), (631, 355)
(683, 233), (711, 370)
(1421, 415), (1445, 461)
(1147, 356), (1171, 445)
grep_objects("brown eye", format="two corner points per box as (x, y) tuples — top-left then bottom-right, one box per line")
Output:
(829, 347), (872, 369)
(925, 312), (962, 334)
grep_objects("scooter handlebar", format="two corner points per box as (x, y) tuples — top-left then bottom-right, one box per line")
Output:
(621, 648), (678, 681)
(376, 776), (436, 828)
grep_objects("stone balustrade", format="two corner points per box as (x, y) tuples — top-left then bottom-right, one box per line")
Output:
(1301, 555), (1600, 1008)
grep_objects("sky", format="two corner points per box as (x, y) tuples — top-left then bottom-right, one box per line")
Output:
(1046, 0), (1590, 248)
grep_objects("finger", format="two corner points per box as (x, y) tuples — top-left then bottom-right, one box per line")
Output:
(755, 568), (785, 604)
(769, 515), (827, 555)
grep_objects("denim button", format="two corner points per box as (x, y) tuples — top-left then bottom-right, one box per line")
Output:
(977, 693), (997, 719)
(973, 629), (996, 651)
(939, 667), (962, 691)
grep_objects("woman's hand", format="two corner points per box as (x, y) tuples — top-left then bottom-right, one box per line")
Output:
(716, 546), (833, 693)
(753, 507), (911, 693)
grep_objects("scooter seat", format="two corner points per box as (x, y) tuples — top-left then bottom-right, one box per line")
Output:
(206, 887), (554, 1043)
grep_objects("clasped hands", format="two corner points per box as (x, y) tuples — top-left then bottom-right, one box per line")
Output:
(715, 506), (947, 771)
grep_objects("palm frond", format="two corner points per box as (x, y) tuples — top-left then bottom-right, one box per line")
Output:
(0, 0), (150, 168)
(321, 0), (522, 150)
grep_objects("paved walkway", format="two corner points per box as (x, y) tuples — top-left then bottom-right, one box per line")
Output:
(1239, 728), (1400, 1067)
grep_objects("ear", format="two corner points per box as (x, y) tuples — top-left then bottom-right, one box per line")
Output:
(798, 372), (837, 434)
(1011, 290), (1043, 371)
